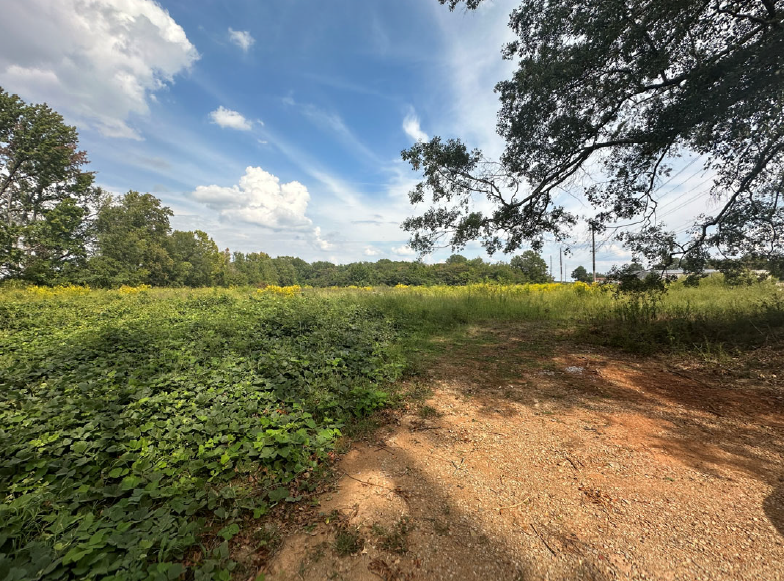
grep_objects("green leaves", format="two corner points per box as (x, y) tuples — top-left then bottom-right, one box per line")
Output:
(217, 523), (240, 541)
(0, 88), (99, 284)
(267, 487), (289, 503)
(0, 289), (402, 580)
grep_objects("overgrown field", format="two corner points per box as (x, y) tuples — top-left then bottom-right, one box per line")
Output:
(1, 280), (783, 580)
(0, 288), (403, 581)
(333, 279), (784, 352)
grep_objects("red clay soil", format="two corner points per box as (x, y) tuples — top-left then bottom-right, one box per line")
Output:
(259, 324), (784, 581)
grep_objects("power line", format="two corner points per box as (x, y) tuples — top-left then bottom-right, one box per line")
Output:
(656, 172), (713, 211)
(658, 189), (712, 220)
(654, 156), (701, 195)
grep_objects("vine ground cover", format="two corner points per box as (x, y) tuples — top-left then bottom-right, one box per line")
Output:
(0, 289), (402, 580)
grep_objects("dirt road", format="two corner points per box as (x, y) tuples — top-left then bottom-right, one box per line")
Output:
(263, 324), (784, 580)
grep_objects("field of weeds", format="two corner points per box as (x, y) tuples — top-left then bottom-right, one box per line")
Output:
(1, 279), (782, 579)
(0, 287), (402, 580)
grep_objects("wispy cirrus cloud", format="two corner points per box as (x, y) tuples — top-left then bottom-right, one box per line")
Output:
(228, 28), (255, 53)
(402, 109), (428, 142)
(429, 0), (517, 158)
(282, 96), (384, 166)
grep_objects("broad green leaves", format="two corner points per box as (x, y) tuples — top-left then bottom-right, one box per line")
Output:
(0, 289), (404, 580)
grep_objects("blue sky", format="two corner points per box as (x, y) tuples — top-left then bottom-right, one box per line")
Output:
(0, 0), (714, 276)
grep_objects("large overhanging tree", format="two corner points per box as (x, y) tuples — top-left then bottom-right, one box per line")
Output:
(402, 0), (784, 269)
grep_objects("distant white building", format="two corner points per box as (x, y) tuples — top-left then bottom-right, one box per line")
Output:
(636, 268), (769, 279)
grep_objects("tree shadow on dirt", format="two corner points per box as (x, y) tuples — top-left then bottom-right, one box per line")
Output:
(268, 321), (784, 580)
(765, 483), (784, 537)
(424, 323), (784, 540)
(267, 438), (615, 581)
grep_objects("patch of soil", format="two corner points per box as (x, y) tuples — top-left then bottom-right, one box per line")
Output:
(260, 323), (784, 581)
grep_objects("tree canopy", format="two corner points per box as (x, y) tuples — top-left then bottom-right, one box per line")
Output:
(0, 88), (100, 282)
(510, 250), (551, 283)
(87, 191), (175, 287)
(571, 265), (591, 283)
(404, 0), (784, 269)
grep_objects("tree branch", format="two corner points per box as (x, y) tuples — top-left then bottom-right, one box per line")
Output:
(687, 140), (784, 252)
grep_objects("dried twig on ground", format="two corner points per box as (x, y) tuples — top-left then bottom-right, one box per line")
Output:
(341, 471), (397, 492)
(530, 523), (557, 556)
(498, 498), (529, 513)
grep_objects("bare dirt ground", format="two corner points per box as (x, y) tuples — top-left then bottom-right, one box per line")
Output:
(261, 324), (784, 581)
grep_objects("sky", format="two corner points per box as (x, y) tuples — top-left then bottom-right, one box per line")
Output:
(0, 0), (718, 278)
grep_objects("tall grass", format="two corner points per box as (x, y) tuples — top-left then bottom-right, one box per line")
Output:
(7, 277), (782, 353)
(323, 283), (608, 332)
(314, 279), (784, 353)
(590, 277), (784, 352)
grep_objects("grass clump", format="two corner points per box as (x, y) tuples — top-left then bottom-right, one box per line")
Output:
(373, 517), (412, 554)
(333, 527), (364, 556)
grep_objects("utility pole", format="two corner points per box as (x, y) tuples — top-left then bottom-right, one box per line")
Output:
(559, 247), (563, 283)
(591, 224), (596, 283)
(550, 255), (553, 281)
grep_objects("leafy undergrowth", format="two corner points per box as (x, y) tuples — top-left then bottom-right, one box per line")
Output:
(0, 289), (404, 580)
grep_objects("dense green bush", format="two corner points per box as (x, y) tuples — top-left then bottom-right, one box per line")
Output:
(0, 289), (403, 580)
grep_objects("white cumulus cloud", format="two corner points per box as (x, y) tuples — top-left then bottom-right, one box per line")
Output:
(392, 244), (417, 256)
(192, 166), (312, 230)
(0, 0), (199, 139)
(313, 227), (333, 251)
(209, 106), (253, 131)
(364, 247), (379, 256)
(228, 28), (255, 53)
(403, 111), (428, 142)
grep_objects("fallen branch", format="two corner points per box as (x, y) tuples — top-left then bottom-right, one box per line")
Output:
(668, 369), (712, 388)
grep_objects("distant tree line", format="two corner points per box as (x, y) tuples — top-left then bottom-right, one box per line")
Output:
(8, 188), (555, 288)
(0, 88), (556, 288)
